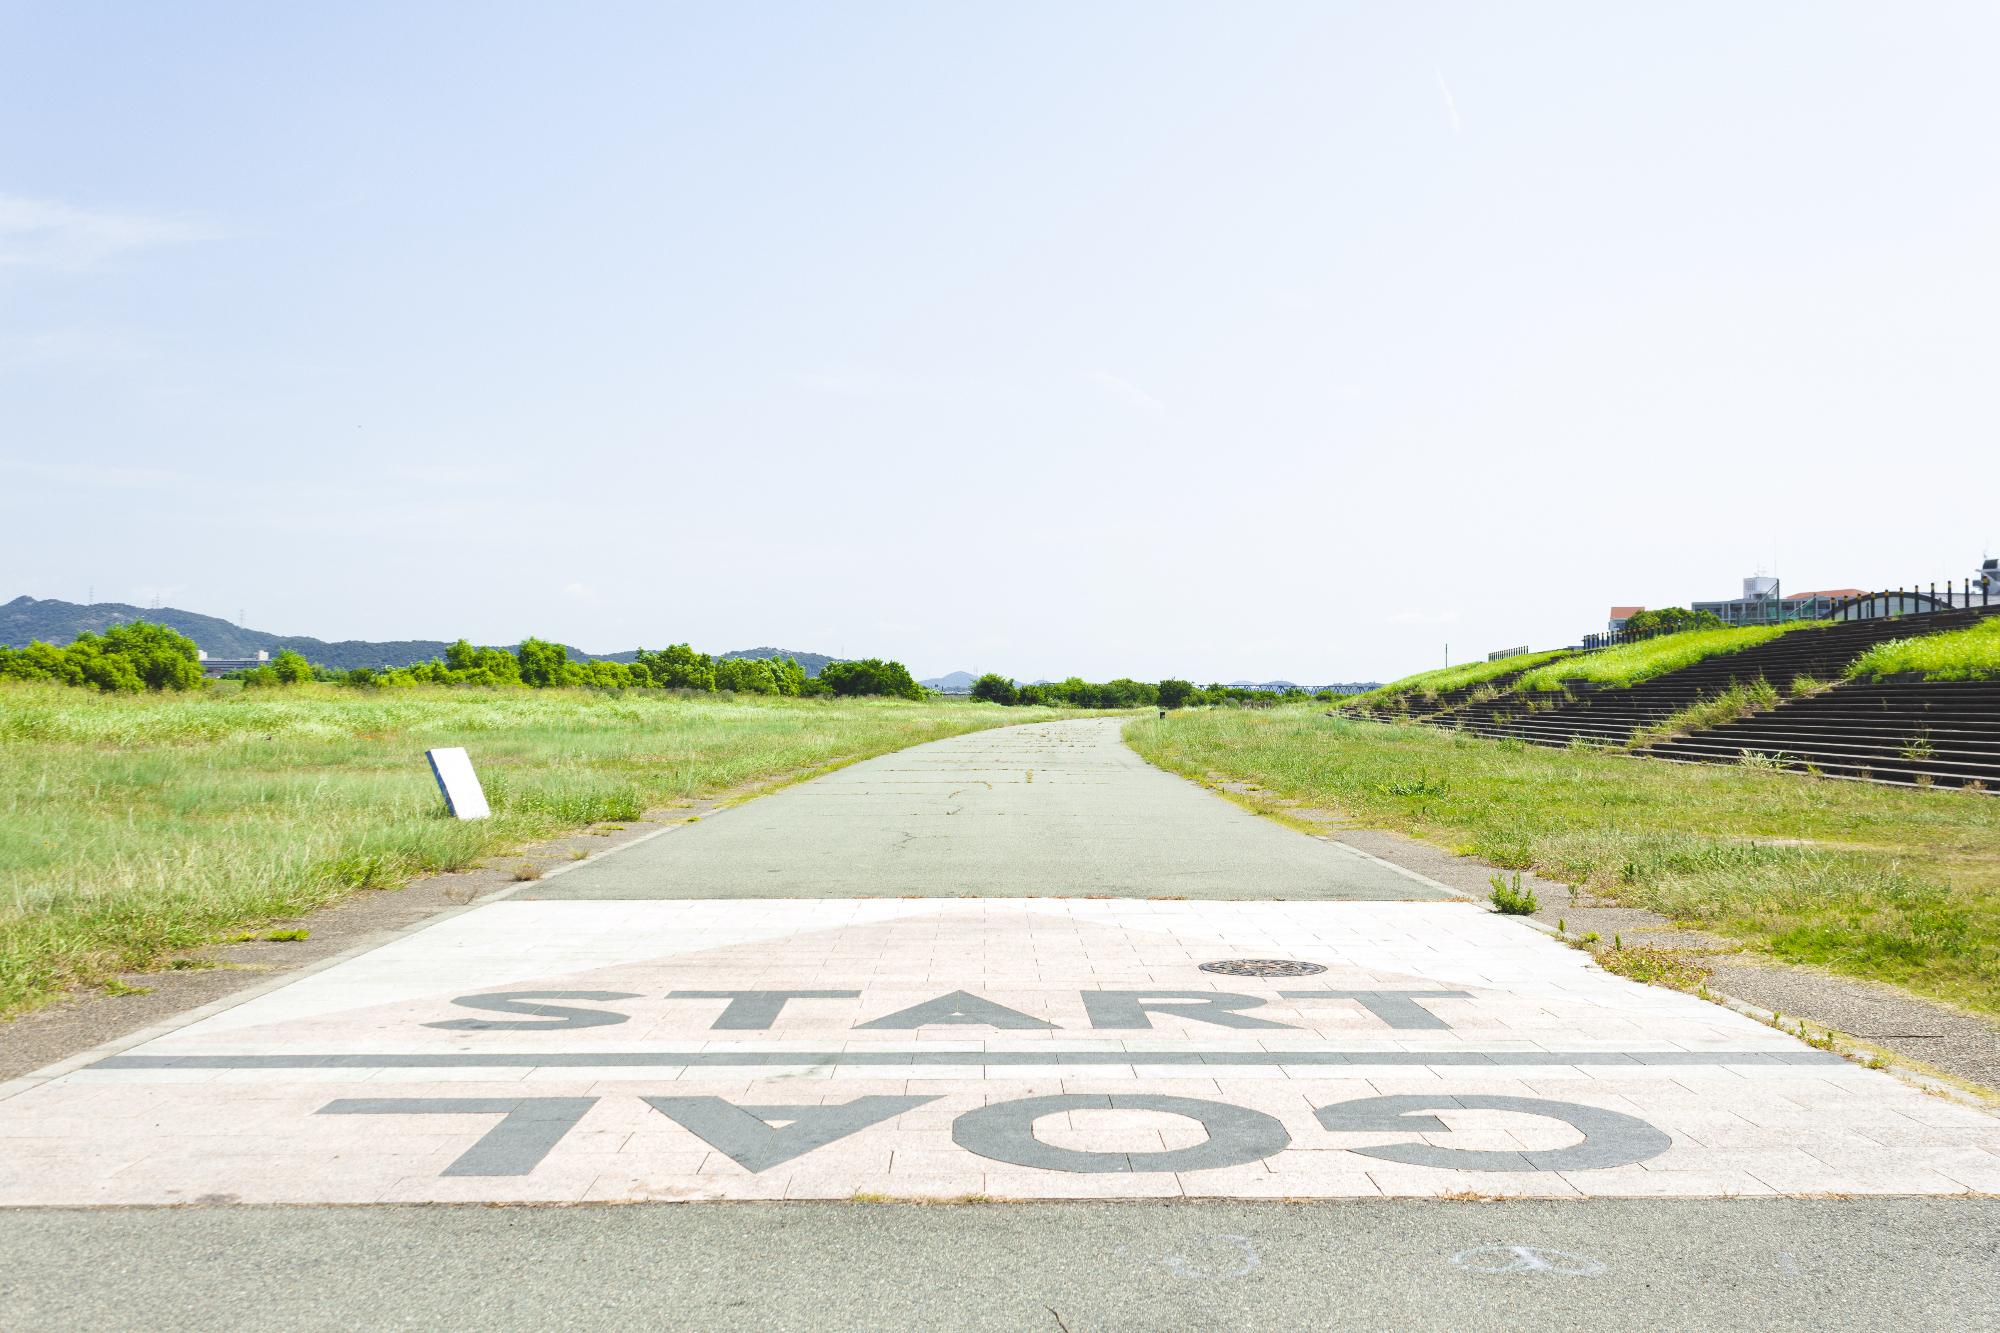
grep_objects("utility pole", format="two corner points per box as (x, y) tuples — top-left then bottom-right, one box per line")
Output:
(1444, 642), (1450, 668)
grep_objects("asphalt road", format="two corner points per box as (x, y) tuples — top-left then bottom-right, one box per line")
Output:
(4, 1199), (1992, 1331)
(522, 717), (1441, 900)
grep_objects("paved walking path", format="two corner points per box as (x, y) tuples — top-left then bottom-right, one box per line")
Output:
(3, 719), (1997, 1208)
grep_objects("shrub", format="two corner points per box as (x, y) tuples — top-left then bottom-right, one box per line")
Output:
(1489, 872), (1539, 915)
(270, 650), (314, 684)
(1621, 607), (1724, 635)
(971, 673), (1018, 705)
(818, 658), (925, 701)
(514, 637), (574, 688)
(0, 620), (201, 693)
(1157, 679), (1196, 710)
(635, 643), (716, 690)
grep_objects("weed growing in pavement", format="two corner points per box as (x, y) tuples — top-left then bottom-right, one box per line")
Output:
(263, 929), (309, 942)
(1592, 944), (1712, 993)
(511, 864), (543, 881)
(102, 978), (151, 997)
(1629, 679), (1780, 748)
(1902, 731), (1937, 763)
(1489, 873), (1538, 915)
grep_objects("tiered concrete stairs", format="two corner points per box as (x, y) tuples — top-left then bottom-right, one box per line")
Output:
(1350, 608), (1999, 791)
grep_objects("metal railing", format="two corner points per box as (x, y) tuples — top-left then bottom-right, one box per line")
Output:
(1826, 579), (1995, 620)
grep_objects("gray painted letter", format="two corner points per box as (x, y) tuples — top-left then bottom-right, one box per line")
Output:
(1314, 1095), (1672, 1172)
(855, 990), (1055, 1030)
(1081, 990), (1294, 1030)
(643, 1095), (938, 1172)
(426, 991), (640, 1031)
(667, 990), (862, 1030)
(1278, 989), (1471, 1031)
(317, 1097), (597, 1176)
(953, 1094), (1290, 1173)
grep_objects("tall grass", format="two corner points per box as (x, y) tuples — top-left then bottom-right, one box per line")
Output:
(1128, 708), (2000, 1015)
(0, 684), (1062, 1016)
(1516, 623), (1818, 692)
(1847, 615), (2000, 682)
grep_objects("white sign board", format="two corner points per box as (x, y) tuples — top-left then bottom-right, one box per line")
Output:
(425, 747), (490, 820)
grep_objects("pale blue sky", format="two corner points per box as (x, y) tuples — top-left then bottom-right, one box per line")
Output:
(3, 3), (1995, 682)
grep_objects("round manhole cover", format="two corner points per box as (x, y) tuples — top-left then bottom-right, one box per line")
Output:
(1198, 959), (1328, 978)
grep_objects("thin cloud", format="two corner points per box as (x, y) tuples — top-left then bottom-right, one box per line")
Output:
(1435, 68), (1462, 134)
(0, 194), (223, 271)
(1086, 370), (1168, 418)
(562, 582), (600, 604)
(797, 368), (934, 401)
(129, 583), (188, 607)
(0, 457), (184, 490)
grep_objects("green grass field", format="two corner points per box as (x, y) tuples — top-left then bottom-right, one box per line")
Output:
(0, 684), (1063, 1017)
(1128, 708), (2000, 1016)
(1848, 615), (2000, 682)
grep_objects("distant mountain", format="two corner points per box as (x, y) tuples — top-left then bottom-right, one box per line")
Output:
(920, 670), (978, 693)
(1, 597), (841, 676)
(720, 646), (838, 678)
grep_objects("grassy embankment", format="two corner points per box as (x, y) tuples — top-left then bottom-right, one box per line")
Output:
(1848, 614), (2000, 682)
(1128, 708), (2000, 1015)
(1515, 622), (1820, 692)
(1346, 648), (1573, 710)
(0, 684), (1064, 1017)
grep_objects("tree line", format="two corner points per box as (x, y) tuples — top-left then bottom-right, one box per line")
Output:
(0, 621), (930, 700)
(344, 640), (924, 699)
(1, 620), (1342, 710)
(970, 674), (1339, 709)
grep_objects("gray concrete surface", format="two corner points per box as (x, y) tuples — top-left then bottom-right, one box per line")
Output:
(3, 1199), (1991, 1331)
(525, 719), (1443, 901)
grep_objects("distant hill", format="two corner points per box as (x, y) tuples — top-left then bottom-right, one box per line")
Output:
(720, 646), (838, 678)
(0, 597), (840, 676)
(920, 670), (977, 693)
